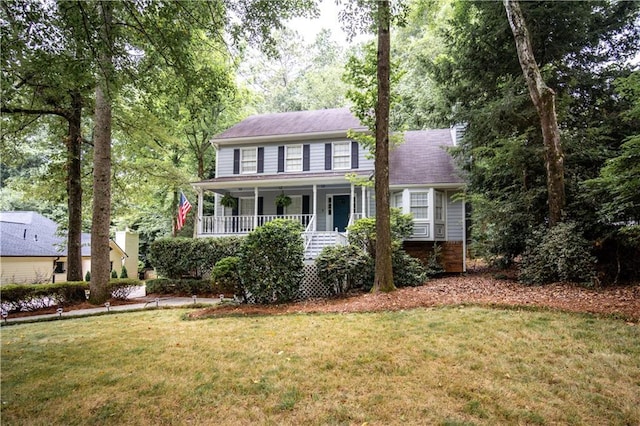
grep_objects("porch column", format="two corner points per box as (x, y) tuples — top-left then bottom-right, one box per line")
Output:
(197, 188), (203, 236)
(254, 187), (259, 229)
(349, 184), (356, 225)
(361, 186), (366, 218)
(214, 192), (220, 234)
(312, 184), (317, 231)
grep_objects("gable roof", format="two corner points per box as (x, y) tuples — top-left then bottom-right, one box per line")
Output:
(0, 211), (125, 258)
(389, 129), (464, 186)
(212, 108), (367, 143)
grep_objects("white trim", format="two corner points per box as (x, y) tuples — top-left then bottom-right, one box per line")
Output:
(192, 173), (373, 190)
(326, 193), (350, 232)
(240, 147), (257, 174)
(332, 141), (351, 170)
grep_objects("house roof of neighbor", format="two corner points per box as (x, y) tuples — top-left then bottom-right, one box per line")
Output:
(1, 211), (91, 257)
(389, 129), (464, 185)
(213, 107), (367, 141)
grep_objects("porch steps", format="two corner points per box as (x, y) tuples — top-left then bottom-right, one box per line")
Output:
(304, 232), (343, 259)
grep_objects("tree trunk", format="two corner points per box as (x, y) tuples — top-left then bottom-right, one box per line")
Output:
(372, 0), (395, 293)
(90, 1), (113, 304)
(66, 91), (84, 282)
(504, 0), (566, 226)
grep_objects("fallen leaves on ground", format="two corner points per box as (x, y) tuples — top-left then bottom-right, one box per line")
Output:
(190, 272), (640, 322)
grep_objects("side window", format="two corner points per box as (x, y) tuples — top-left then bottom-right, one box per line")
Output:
(435, 192), (444, 221)
(332, 142), (351, 170)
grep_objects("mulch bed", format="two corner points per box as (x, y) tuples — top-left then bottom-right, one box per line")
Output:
(188, 273), (640, 322)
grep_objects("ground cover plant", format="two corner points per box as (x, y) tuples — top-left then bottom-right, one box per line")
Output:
(1, 307), (638, 425)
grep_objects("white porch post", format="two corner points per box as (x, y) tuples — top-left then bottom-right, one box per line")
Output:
(214, 192), (220, 234)
(312, 184), (317, 231)
(350, 183), (355, 215)
(361, 186), (366, 218)
(197, 188), (203, 236)
(254, 187), (259, 229)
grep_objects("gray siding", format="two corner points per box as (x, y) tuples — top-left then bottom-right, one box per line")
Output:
(446, 191), (464, 241)
(216, 140), (373, 178)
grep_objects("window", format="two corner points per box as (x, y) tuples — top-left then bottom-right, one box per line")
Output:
(286, 145), (302, 172)
(54, 261), (65, 273)
(333, 142), (351, 170)
(239, 197), (255, 216)
(435, 192), (444, 221)
(392, 192), (403, 208)
(241, 148), (257, 174)
(286, 196), (302, 214)
(410, 192), (429, 219)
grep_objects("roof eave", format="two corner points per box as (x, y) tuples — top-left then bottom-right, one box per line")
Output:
(210, 128), (369, 146)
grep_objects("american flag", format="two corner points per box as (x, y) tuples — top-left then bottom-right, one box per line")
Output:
(176, 192), (192, 231)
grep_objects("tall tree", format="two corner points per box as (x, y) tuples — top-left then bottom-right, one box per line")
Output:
(372, 0), (395, 292)
(503, 0), (565, 227)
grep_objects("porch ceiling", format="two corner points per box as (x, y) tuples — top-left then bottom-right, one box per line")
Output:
(192, 170), (373, 190)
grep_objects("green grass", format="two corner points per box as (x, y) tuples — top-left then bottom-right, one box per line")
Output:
(1, 307), (639, 425)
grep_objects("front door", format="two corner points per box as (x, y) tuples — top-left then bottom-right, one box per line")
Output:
(333, 195), (350, 232)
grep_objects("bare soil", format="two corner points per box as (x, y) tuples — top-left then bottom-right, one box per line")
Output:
(190, 272), (640, 322)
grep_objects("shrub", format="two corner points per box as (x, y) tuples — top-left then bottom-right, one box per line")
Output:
(347, 208), (414, 257)
(107, 278), (141, 300)
(149, 237), (244, 279)
(0, 282), (88, 312)
(211, 256), (243, 299)
(392, 249), (428, 287)
(238, 219), (304, 304)
(111, 269), (118, 279)
(85, 270), (91, 282)
(120, 265), (128, 279)
(315, 245), (374, 295)
(519, 222), (596, 285)
(145, 278), (214, 295)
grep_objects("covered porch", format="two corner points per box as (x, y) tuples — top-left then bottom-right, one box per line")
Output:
(192, 174), (372, 238)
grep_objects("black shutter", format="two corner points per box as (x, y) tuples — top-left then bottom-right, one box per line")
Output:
(325, 143), (332, 170)
(303, 144), (310, 171)
(257, 197), (264, 215)
(351, 141), (359, 169)
(257, 147), (264, 173)
(278, 146), (285, 172)
(277, 205), (284, 216)
(231, 198), (239, 216)
(233, 149), (240, 174)
(302, 195), (310, 214)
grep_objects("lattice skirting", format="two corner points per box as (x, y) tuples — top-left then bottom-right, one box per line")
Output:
(298, 263), (333, 300)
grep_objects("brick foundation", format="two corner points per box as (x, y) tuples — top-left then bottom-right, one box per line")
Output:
(403, 240), (465, 273)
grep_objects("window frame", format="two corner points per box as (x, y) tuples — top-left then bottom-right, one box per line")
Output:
(285, 145), (303, 172)
(409, 191), (429, 220)
(332, 141), (351, 170)
(240, 147), (257, 174)
(435, 191), (444, 222)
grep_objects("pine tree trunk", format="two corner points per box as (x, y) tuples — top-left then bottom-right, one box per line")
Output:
(372, 0), (395, 293)
(66, 91), (83, 282)
(90, 1), (113, 304)
(504, 0), (566, 226)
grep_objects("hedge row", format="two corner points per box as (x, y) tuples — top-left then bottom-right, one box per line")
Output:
(0, 279), (142, 312)
(145, 278), (217, 295)
(149, 236), (243, 280)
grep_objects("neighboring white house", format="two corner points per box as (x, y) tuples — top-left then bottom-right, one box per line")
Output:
(0, 211), (139, 284)
(192, 108), (466, 272)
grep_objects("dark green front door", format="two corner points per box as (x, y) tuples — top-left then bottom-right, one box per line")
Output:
(333, 195), (350, 232)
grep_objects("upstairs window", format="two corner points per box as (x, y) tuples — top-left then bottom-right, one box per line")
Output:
(333, 142), (351, 170)
(241, 148), (257, 174)
(286, 145), (303, 172)
(410, 192), (429, 220)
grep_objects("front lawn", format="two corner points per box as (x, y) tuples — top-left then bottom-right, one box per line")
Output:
(1, 307), (638, 425)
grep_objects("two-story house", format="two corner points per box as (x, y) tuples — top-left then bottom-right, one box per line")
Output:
(192, 107), (466, 272)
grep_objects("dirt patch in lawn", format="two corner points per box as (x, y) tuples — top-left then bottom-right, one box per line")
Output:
(189, 272), (640, 322)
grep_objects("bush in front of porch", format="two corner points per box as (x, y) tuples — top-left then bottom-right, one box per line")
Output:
(149, 236), (244, 279)
(237, 219), (304, 304)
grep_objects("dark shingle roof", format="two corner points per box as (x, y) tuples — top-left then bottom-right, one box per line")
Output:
(0, 211), (91, 257)
(214, 107), (366, 140)
(389, 129), (463, 185)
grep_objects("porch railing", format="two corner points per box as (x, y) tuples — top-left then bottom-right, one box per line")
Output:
(348, 212), (364, 227)
(201, 214), (314, 235)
